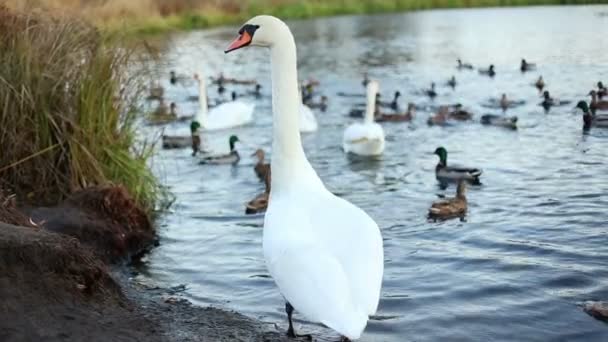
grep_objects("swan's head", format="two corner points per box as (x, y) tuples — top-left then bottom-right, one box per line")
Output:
(225, 15), (288, 53)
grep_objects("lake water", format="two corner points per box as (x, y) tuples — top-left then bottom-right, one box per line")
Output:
(137, 5), (608, 341)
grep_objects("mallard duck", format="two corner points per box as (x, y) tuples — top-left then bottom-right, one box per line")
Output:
(481, 114), (518, 130)
(425, 83), (437, 99)
(199, 135), (240, 165)
(170, 71), (178, 85)
(428, 106), (449, 126)
(589, 90), (608, 112)
(449, 106), (473, 121)
(162, 122), (202, 156)
(434, 147), (482, 184)
(520, 59), (536, 72)
(147, 82), (164, 100)
(148, 100), (178, 124)
(307, 95), (328, 112)
(457, 59), (474, 70)
(378, 91), (401, 111)
(576, 101), (608, 129)
(252, 149), (271, 182)
(428, 180), (468, 219)
(246, 168), (271, 215)
(376, 103), (415, 122)
(447, 76), (457, 89)
(540, 91), (570, 110)
(535, 76), (545, 92)
(479, 65), (495, 77)
(597, 82), (607, 99)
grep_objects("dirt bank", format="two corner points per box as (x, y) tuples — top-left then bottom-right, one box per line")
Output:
(0, 187), (288, 342)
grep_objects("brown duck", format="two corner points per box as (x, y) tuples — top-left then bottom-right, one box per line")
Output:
(376, 103), (415, 122)
(252, 149), (271, 183)
(428, 180), (468, 219)
(246, 168), (271, 214)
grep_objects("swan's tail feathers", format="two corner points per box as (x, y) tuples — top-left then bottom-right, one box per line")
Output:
(324, 310), (369, 340)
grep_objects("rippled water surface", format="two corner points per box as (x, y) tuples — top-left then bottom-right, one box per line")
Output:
(137, 6), (608, 341)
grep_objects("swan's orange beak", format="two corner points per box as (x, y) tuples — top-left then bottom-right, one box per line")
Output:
(225, 31), (252, 53)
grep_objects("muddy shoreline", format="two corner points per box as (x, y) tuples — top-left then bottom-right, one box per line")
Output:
(0, 186), (288, 342)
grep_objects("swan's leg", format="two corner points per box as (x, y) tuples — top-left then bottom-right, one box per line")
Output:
(285, 302), (312, 340)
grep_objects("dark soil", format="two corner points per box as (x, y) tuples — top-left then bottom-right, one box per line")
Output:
(0, 186), (289, 342)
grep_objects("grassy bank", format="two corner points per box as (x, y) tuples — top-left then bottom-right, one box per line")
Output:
(0, 7), (162, 212)
(4, 0), (608, 35)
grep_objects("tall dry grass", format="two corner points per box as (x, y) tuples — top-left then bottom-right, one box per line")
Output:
(0, 6), (162, 211)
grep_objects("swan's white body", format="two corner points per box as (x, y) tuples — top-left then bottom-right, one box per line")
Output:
(195, 75), (255, 130)
(299, 103), (318, 132)
(229, 16), (383, 340)
(342, 81), (385, 156)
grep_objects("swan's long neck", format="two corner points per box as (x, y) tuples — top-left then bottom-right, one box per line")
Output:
(269, 30), (319, 191)
(364, 85), (377, 124)
(195, 77), (208, 126)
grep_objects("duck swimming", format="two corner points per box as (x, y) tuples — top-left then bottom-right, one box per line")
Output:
(576, 101), (608, 129)
(428, 106), (450, 126)
(246, 167), (271, 215)
(376, 103), (415, 122)
(535, 76), (545, 92)
(425, 83), (438, 99)
(253, 149), (271, 182)
(199, 135), (240, 165)
(428, 180), (468, 220)
(449, 106), (473, 121)
(226, 15), (383, 341)
(520, 59), (537, 72)
(434, 147), (482, 185)
(479, 64), (495, 77)
(481, 114), (518, 130)
(457, 59), (474, 70)
(162, 121), (203, 156)
(447, 76), (457, 89)
(589, 90), (608, 112)
(597, 82), (607, 99)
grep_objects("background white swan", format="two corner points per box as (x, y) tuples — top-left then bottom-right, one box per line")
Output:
(194, 73), (255, 130)
(225, 15), (383, 341)
(299, 103), (318, 132)
(342, 80), (385, 156)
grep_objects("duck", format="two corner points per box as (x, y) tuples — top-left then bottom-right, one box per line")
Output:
(479, 64), (495, 77)
(376, 103), (415, 122)
(362, 72), (370, 88)
(520, 59), (536, 72)
(162, 121), (203, 155)
(457, 59), (474, 70)
(535, 76), (545, 92)
(193, 73), (255, 130)
(540, 91), (569, 110)
(447, 76), (457, 89)
(246, 168), (271, 215)
(427, 106), (450, 126)
(589, 90), (608, 112)
(597, 82), (607, 99)
(434, 147), (482, 184)
(170, 71), (177, 85)
(377, 91), (401, 111)
(307, 95), (328, 112)
(252, 149), (271, 182)
(500, 94), (510, 112)
(148, 100), (178, 124)
(147, 82), (164, 100)
(343, 80), (385, 156)
(449, 105), (473, 121)
(225, 16), (383, 341)
(576, 101), (608, 129)
(199, 135), (240, 165)
(480, 114), (518, 130)
(425, 83), (437, 99)
(428, 180), (468, 219)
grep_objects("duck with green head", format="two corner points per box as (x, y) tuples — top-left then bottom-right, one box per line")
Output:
(576, 101), (608, 129)
(200, 135), (240, 165)
(161, 120), (202, 156)
(434, 147), (482, 185)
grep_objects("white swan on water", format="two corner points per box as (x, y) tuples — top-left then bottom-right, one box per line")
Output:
(225, 15), (383, 341)
(193, 73), (255, 130)
(342, 80), (385, 156)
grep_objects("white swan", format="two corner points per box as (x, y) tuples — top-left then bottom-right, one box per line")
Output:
(299, 103), (318, 132)
(225, 15), (383, 340)
(194, 73), (255, 130)
(342, 80), (385, 156)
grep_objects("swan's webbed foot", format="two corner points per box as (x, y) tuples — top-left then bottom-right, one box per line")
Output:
(285, 302), (313, 340)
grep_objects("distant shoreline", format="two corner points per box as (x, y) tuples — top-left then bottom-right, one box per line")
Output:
(116, 1), (608, 36)
(8, 1), (607, 36)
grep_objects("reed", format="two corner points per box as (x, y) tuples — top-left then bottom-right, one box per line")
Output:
(3, 0), (606, 35)
(0, 7), (163, 211)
